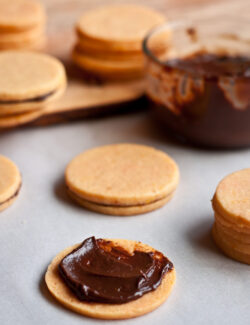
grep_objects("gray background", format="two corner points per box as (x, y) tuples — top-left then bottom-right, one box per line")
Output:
(0, 111), (249, 325)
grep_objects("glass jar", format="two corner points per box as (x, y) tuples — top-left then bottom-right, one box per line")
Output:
(143, 17), (250, 148)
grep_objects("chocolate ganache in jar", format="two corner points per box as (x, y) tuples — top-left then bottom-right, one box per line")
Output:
(143, 18), (250, 147)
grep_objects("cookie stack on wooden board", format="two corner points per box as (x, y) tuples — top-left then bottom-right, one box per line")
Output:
(72, 5), (165, 81)
(0, 51), (66, 128)
(0, 0), (46, 50)
(212, 168), (250, 265)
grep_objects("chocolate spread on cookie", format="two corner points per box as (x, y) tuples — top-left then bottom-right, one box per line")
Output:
(59, 236), (173, 304)
(147, 52), (250, 147)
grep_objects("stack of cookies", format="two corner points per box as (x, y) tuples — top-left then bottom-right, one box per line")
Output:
(72, 5), (165, 81)
(0, 0), (46, 51)
(65, 144), (179, 216)
(212, 168), (250, 265)
(0, 51), (66, 128)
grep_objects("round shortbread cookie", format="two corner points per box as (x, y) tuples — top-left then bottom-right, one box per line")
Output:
(212, 224), (250, 265)
(0, 155), (21, 211)
(0, 51), (66, 101)
(76, 5), (165, 46)
(0, 109), (42, 128)
(213, 169), (250, 226)
(0, 82), (66, 116)
(72, 48), (144, 80)
(65, 144), (179, 206)
(68, 190), (173, 216)
(45, 239), (176, 320)
(0, 0), (45, 32)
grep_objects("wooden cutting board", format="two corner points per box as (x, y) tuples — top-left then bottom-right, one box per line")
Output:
(33, 9), (146, 125)
(2, 0), (250, 127)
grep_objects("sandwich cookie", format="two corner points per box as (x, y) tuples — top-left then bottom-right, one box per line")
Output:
(0, 155), (21, 211)
(72, 48), (144, 80)
(0, 0), (46, 50)
(0, 51), (66, 126)
(65, 144), (179, 215)
(212, 168), (250, 264)
(45, 236), (176, 319)
(73, 5), (165, 80)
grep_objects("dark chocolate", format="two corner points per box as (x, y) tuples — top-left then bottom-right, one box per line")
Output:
(59, 236), (173, 304)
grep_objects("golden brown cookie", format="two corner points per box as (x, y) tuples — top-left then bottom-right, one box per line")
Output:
(73, 5), (165, 81)
(212, 168), (250, 264)
(0, 83), (65, 117)
(214, 218), (250, 244)
(0, 155), (21, 211)
(0, 51), (66, 119)
(76, 5), (165, 48)
(65, 144), (179, 215)
(212, 168), (250, 226)
(0, 0), (45, 32)
(45, 239), (176, 319)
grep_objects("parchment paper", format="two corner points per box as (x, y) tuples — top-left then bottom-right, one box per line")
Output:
(0, 111), (249, 325)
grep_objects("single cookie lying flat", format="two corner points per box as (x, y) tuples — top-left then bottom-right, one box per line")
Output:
(0, 155), (21, 211)
(212, 168), (250, 264)
(65, 144), (179, 215)
(45, 237), (176, 319)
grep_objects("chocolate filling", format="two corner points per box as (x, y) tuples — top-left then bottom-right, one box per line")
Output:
(0, 90), (55, 105)
(59, 236), (173, 304)
(0, 182), (21, 206)
(67, 187), (171, 207)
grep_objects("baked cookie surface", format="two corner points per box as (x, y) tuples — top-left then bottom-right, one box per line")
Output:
(0, 155), (21, 211)
(0, 51), (66, 101)
(0, 0), (45, 31)
(76, 5), (165, 45)
(65, 144), (179, 214)
(45, 238), (176, 319)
